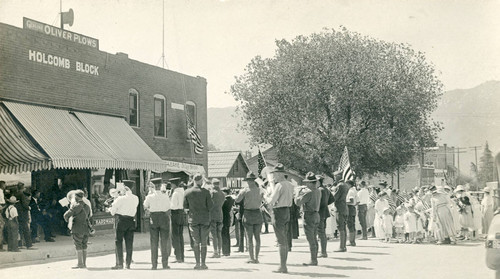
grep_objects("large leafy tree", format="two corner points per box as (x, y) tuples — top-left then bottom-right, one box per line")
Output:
(231, 28), (443, 177)
(478, 141), (496, 185)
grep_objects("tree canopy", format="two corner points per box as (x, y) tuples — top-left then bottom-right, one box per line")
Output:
(230, 28), (443, 177)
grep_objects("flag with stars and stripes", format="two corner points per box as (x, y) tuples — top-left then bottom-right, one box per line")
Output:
(187, 115), (204, 154)
(388, 195), (397, 212)
(369, 191), (378, 203)
(396, 193), (406, 204)
(257, 148), (267, 176)
(338, 146), (354, 182)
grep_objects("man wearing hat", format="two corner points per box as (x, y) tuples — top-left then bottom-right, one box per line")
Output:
(64, 190), (91, 268)
(267, 163), (294, 273)
(15, 184), (34, 249)
(317, 174), (334, 258)
(332, 170), (349, 252)
(184, 173), (213, 270)
(109, 183), (139, 269)
(4, 196), (20, 252)
(169, 177), (186, 263)
(235, 171), (265, 263)
(144, 183), (171, 270)
(209, 178), (226, 258)
(357, 181), (370, 240)
(295, 172), (321, 266)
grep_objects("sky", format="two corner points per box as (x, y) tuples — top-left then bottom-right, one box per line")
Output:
(0, 0), (499, 108)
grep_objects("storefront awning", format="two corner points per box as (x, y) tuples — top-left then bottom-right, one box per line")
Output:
(3, 101), (165, 171)
(0, 105), (52, 174)
(159, 160), (206, 175)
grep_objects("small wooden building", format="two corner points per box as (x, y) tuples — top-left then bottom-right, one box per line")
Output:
(208, 151), (250, 189)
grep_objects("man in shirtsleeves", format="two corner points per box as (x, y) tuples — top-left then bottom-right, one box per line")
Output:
(209, 178), (226, 258)
(109, 185), (139, 270)
(235, 171), (265, 264)
(295, 172), (322, 266)
(143, 183), (171, 270)
(267, 163), (294, 274)
(169, 177), (186, 263)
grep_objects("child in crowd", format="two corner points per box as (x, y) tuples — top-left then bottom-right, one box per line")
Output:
(404, 205), (417, 244)
(382, 207), (393, 243)
(394, 207), (405, 243)
(4, 196), (20, 252)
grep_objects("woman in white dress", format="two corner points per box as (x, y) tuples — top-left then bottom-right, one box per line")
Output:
(374, 192), (389, 239)
(481, 187), (495, 234)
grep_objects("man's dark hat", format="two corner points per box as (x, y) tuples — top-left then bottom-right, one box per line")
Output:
(379, 181), (388, 187)
(270, 163), (285, 173)
(243, 171), (257, 181)
(303, 172), (317, 182)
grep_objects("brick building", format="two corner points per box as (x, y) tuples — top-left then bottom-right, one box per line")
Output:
(0, 18), (207, 231)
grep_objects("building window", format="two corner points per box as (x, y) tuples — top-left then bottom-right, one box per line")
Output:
(129, 89), (139, 126)
(186, 101), (196, 139)
(154, 95), (166, 137)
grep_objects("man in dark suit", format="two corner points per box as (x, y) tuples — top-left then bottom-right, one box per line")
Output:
(15, 184), (34, 249)
(30, 190), (55, 243)
(332, 170), (349, 252)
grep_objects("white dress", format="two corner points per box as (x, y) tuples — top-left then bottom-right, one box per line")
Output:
(404, 212), (417, 233)
(374, 199), (389, 238)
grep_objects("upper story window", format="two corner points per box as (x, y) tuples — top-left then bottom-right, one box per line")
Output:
(154, 94), (166, 137)
(129, 89), (139, 127)
(185, 101), (196, 128)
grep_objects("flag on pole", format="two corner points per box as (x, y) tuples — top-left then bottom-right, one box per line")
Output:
(369, 191), (378, 202)
(187, 115), (204, 154)
(338, 146), (354, 181)
(257, 148), (267, 176)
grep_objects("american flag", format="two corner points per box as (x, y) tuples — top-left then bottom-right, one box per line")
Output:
(388, 196), (397, 212)
(257, 148), (267, 176)
(187, 115), (204, 154)
(369, 191), (378, 202)
(338, 146), (354, 181)
(416, 196), (431, 211)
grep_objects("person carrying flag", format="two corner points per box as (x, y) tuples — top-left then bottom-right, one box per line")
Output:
(332, 170), (350, 252)
(346, 180), (358, 246)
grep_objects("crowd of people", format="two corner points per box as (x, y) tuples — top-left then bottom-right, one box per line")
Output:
(1, 163), (497, 272)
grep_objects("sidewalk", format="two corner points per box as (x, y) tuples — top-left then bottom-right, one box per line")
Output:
(0, 230), (151, 268)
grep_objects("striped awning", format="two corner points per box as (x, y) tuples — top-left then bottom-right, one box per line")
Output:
(3, 101), (165, 171)
(0, 104), (52, 174)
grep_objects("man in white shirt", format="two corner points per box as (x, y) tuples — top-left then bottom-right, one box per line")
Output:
(0, 181), (6, 251)
(357, 181), (370, 240)
(169, 178), (186, 263)
(109, 185), (139, 270)
(346, 180), (358, 246)
(144, 183), (171, 270)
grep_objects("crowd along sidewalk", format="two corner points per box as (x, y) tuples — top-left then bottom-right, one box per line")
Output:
(0, 230), (151, 268)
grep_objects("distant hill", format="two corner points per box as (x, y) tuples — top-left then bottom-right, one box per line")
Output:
(433, 80), (500, 170)
(207, 107), (252, 152)
(208, 81), (500, 169)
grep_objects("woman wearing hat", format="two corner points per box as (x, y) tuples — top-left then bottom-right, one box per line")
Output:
(4, 196), (20, 252)
(430, 185), (456, 245)
(481, 187), (495, 234)
(455, 186), (474, 240)
(64, 190), (91, 268)
(374, 191), (389, 239)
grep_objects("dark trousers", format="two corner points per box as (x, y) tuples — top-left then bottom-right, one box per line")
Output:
(150, 212), (170, 268)
(115, 215), (135, 267)
(171, 210), (185, 261)
(238, 219), (245, 252)
(317, 217), (328, 254)
(221, 223), (231, 256)
(31, 215), (51, 240)
(6, 219), (19, 251)
(273, 207), (290, 248)
(304, 212), (320, 262)
(18, 218), (32, 247)
(347, 205), (357, 233)
(357, 204), (368, 238)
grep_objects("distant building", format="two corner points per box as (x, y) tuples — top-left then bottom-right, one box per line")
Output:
(208, 151), (250, 189)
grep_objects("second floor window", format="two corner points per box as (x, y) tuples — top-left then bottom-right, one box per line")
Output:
(129, 89), (139, 126)
(154, 95), (166, 137)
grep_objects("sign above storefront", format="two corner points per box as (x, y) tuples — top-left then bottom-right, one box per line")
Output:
(23, 17), (99, 49)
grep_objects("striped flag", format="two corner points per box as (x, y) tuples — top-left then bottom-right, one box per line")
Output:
(257, 148), (267, 176)
(338, 146), (354, 181)
(388, 196), (397, 212)
(187, 115), (204, 154)
(369, 191), (378, 202)
(416, 196), (431, 211)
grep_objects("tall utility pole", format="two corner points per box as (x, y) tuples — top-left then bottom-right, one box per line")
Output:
(470, 145), (481, 168)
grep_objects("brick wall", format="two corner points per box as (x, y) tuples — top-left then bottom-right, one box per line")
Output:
(0, 22), (207, 170)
